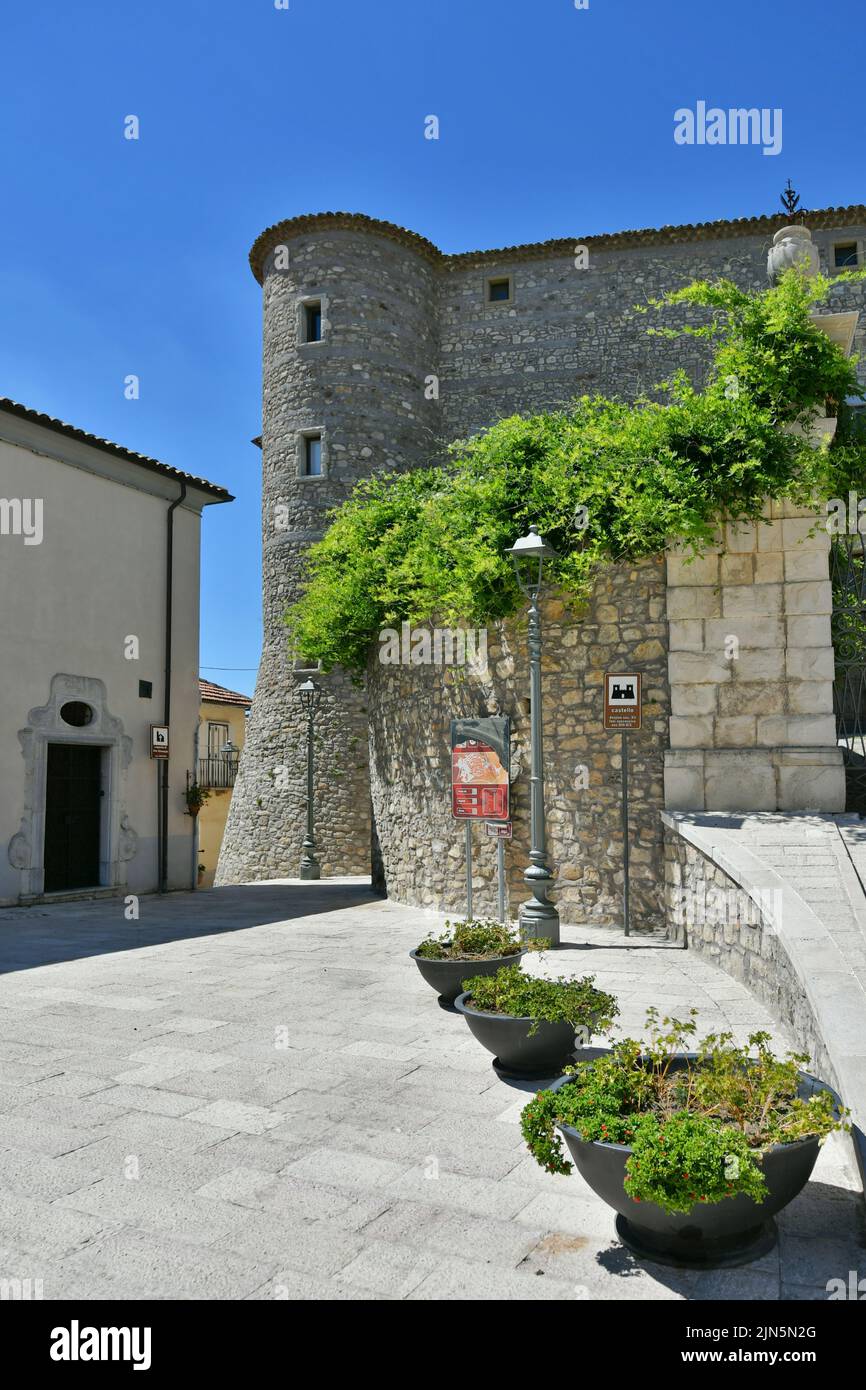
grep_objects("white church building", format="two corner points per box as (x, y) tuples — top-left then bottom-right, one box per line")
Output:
(0, 397), (231, 905)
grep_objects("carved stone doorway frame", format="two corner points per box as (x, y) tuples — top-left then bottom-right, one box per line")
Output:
(8, 675), (135, 900)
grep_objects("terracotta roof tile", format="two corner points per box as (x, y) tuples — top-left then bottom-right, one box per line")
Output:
(0, 397), (232, 500)
(199, 678), (252, 708)
(249, 204), (866, 283)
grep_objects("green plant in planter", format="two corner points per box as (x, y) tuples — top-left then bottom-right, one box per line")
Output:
(520, 1009), (848, 1212)
(184, 783), (210, 817)
(463, 964), (618, 1036)
(415, 918), (545, 961)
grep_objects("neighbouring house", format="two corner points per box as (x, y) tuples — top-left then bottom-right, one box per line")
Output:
(0, 397), (232, 905)
(195, 679), (251, 888)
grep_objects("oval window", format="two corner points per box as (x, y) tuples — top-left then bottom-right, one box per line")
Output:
(60, 701), (94, 728)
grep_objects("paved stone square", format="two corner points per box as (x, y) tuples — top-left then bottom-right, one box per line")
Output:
(0, 882), (862, 1300)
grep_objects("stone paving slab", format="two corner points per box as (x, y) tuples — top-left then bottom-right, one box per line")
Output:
(0, 882), (863, 1301)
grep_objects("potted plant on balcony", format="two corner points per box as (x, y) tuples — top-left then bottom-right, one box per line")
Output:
(454, 964), (618, 1077)
(520, 1008), (848, 1268)
(184, 782), (210, 818)
(410, 919), (540, 1008)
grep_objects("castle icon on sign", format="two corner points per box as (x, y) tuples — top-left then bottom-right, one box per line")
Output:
(611, 683), (635, 702)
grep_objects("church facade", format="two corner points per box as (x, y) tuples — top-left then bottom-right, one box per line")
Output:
(0, 399), (231, 905)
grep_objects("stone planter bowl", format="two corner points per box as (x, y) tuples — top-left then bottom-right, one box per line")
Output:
(409, 948), (526, 1007)
(546, 1058), (833, 1268)
(454, 991), (594, 1077)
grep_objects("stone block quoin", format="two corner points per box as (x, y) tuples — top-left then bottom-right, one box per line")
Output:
(664, 502), (844, 815)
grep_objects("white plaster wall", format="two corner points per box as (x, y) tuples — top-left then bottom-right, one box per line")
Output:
(0, 437), (203, 903)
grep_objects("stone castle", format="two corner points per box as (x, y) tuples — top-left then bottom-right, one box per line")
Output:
(217, 204), (866, 928)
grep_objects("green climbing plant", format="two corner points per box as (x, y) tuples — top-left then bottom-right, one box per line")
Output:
(287, 267), (866, 673)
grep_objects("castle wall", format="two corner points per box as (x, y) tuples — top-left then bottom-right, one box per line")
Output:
(665, 499), (844, 813)
(218, 227), (440, 882)
(366, 559), (670, 931)
(221, 209), (866, 888)
(436, 227), (866, 441)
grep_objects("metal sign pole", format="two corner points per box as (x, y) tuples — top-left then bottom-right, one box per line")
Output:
(621, 730), (630, 938)
(605, 674), (639, 939)
(465, 821), (473, 921)
(497, 837), (506, 924)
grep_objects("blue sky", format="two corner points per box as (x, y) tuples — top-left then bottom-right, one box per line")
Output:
(0, 0), (859, 689)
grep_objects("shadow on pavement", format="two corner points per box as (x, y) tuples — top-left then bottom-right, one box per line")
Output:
(592, 1179), (865, 1298)
(0, 880), (381, 975)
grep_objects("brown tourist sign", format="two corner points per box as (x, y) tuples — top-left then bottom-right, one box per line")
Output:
(603, 673), (642, 731)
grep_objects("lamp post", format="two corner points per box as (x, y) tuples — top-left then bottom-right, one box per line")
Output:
(296, 678), (322, 880)
(506, 525), (561, 946)
(220, 739), (239, 789)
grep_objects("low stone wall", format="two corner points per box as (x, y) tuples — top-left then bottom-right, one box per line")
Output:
(367, 556), (670, 930)
(664, 811), (866, 1187)
(664, 824), (833, 1082)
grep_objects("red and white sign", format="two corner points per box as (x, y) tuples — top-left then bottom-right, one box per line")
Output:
(451, 738), (509, 821)
(486, 821), (512, 840)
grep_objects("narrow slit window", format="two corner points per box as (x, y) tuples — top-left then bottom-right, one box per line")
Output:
(304, 301), (323, 342)
(304, 435), (323, 477)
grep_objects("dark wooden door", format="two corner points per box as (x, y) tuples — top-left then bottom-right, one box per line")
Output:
(44, 744), (102, 892)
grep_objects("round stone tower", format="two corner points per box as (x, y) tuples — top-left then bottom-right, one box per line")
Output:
(217, 214), (442, 883)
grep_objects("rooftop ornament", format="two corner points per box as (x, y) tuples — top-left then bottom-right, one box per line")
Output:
(780, 179), (804, 220)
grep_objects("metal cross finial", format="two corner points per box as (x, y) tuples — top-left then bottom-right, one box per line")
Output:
(780, 180), (803, 218)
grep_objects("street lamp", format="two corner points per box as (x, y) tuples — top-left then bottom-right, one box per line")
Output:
(506, 525), (561, 946)
(220, 739), (239, 789)
(296, 678), (323, 881)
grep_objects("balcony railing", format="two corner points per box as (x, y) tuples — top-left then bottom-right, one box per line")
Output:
(198, 756), (238, 790)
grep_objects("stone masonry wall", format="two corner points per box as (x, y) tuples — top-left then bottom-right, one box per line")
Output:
(219, 227), (441, 882)
(367, 558), (669, 931)
(664, 499), (845, 813)
(664, 827), (832, 1082)
(437, 228), (866, 444)
(222, 209), (866, 884)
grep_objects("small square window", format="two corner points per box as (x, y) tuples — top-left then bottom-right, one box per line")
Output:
(304, 301), (322, 342)
(834, 243), (858, 269)
(138, 680), (152, 699)
(303, 434), (323, 477)
(487, 277), (512, 303)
